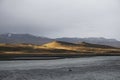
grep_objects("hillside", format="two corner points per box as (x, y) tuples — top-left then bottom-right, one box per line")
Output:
(42, 41), (115, 49)
(42, 41), (79, 48)
(56, 37), (120, 48)
(0, 41), (120, 59)
(0, 43), (77, 54)
(40, 41), (120, 53)
(77, 42), (115, 48)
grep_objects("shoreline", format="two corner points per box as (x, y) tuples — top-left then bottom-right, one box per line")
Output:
(0, 53), (120, 60)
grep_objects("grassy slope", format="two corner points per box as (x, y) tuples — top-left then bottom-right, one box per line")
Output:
(0, 41), (120, 56)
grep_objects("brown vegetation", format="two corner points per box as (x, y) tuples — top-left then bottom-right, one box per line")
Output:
(0, 41), (120, 55)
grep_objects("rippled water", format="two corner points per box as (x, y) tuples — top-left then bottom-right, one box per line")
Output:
(0, 56), (120, 80)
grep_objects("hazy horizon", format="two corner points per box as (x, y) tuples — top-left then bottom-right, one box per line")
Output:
(0, 33), (120, 41)
(0, 0), (120, 40)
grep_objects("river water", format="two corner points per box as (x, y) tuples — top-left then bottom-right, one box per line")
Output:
(0, 56), (120, 80)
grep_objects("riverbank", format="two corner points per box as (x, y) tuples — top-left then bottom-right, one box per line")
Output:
(0, 53), (120, 60)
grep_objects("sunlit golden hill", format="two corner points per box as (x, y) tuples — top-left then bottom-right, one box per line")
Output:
(0, 41), (120, 55)
(41, 41), (117, 52)
(42, 41), (80, 50)
(42, 41), (115, 48)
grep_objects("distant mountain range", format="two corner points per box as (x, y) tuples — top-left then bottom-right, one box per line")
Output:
(0, 33), (120, 48)
(0, 33), (53, 45)
(56, 37), (120, 48)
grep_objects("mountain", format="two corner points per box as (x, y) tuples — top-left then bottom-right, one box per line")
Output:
(0, 33), (53, 45)
(56, 37), (120, 48)
(0, 33), (120, 48)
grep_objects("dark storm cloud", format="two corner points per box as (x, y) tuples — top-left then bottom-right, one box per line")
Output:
(0, 0), (120, 39)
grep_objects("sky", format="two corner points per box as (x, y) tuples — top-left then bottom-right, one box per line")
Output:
(0, 0), (120, 40)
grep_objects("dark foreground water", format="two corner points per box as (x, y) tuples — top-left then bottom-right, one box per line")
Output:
(0, 56), (120, 80)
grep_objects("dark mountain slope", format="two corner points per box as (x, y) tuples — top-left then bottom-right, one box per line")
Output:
(56, 37), (120, 48)
(0, 33), (53, 45)
(42, 41), (115, 49)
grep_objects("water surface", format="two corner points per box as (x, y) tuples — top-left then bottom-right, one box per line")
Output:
(0, 56), (120, 80)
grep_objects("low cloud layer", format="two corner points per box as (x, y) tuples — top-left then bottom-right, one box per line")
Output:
(0, 0), (120, 40)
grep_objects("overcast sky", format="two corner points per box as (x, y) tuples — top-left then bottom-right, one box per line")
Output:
(0, 0), (120, 40)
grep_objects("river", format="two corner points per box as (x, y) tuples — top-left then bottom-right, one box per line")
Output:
(0, 56), (120, 80)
